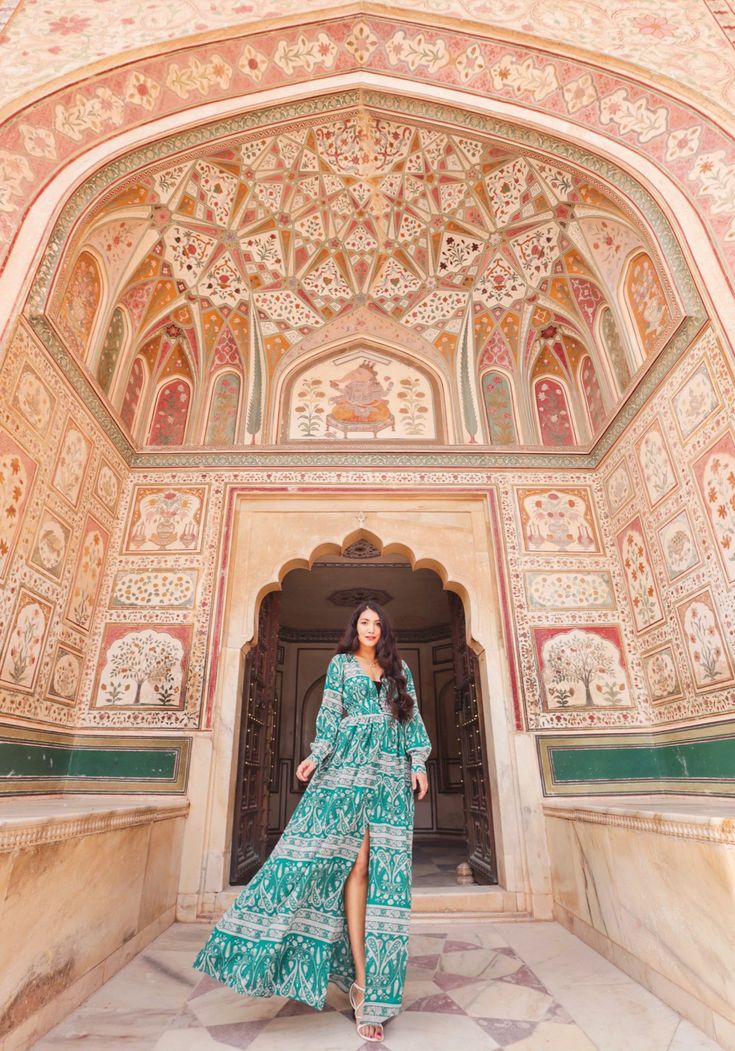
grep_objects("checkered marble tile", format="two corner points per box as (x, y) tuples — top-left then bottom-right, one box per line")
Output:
(33, 922), (725, 1051)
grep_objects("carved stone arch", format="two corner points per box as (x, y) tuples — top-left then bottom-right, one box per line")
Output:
(273, 337), (451, 445)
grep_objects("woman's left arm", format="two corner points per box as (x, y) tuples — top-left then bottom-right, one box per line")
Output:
(403, 662), (432, 774)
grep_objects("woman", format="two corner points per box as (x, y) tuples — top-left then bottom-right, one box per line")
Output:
(193, 601), (431, 1043)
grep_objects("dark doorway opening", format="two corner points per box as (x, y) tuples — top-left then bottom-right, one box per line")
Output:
(230, 545), (496, 887)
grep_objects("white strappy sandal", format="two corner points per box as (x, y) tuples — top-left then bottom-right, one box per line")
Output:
(349, 981), (384, 1043)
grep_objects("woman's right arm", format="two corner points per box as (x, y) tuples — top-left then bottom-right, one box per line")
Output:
(304, 654), (344, 769)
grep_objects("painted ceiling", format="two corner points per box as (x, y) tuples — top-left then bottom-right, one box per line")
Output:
(48, 106), (680, 448)
(1, 1), (733, 115)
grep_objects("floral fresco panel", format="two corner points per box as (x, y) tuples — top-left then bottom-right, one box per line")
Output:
(110, 569), (198, 609)
(641, 645), (683, 706)
(94, 458), (122, 513)
(615, 515), (664, 633)
(624, 252), (672, 356)
(516, 486), (602, 553)
(635, 419), (678, 508)
(29, 508), (72, 583)
(0, 589), (54, 693)
(51, 417), (92, 508)
(11, 362), (56, 437)
(532, 624), (632, 710)
(92, 622), (192, 709)
(675, 589), (735, 692)
(524, 571), (616, 610)
(65, 515), (110, 631)
(692, 429), (735, 586)
(46, 643), (84, 707)
(605, 460), (633, 517)
(124, 485), (206, 553)
(656, 508), (701, 582)
(0, 430), (37, 584)
(671, 359), (720, 441)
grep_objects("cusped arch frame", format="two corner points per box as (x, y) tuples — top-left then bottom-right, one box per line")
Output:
(18, 84), (709, 466)
(247, 528), (480, 662)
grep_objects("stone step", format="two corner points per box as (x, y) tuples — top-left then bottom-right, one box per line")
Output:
(412, 885), (529, 917)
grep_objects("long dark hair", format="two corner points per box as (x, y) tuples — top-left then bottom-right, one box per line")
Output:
(336, 601), (414, 722)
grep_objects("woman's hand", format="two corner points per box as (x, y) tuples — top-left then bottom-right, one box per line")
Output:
(296, 758), (317, 782)
(411, 770), (428, 799)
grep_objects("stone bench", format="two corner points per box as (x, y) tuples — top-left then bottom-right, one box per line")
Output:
(543, 796), (735, 1050)
(0, 794), (189, 1051)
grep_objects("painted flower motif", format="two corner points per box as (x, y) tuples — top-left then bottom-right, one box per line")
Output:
(665, 126), (701, 162)
(632, 14), (676, 38)
(48, 15), (92, 35)
(125, 72), (161, 111)
(239, 44), (268, 81)
(19, 124), (56, 159)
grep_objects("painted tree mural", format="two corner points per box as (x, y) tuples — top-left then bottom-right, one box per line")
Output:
(541, 628), (628, 708)
(100, 629), (184, 706)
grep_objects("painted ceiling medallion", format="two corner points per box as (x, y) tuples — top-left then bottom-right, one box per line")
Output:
(342, 539), (382, 559)
(327, 588), (393, 607)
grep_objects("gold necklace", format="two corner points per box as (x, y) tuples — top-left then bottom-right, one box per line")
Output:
(357, 653), (380, 677)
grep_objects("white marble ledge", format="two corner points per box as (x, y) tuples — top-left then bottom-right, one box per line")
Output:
(542, 795), (735, 845)
(0, 794), (190, 853)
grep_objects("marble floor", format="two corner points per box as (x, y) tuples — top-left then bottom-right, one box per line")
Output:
(33, 920), (724, 1050)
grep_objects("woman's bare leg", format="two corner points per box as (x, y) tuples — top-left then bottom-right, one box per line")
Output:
(344, 826), (380, 1039)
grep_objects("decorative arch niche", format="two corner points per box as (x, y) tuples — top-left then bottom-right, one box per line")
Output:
(279, 343), (447, 444)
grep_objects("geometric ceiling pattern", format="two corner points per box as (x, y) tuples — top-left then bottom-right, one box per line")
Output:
(48, 108), (680, 449)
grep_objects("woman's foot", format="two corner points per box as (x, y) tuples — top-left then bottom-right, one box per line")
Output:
(351, 983), (383, 1042)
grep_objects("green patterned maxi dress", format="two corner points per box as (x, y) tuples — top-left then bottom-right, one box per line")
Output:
(193, 651), (432, 1026)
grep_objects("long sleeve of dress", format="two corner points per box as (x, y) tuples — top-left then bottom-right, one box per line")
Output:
(403, 661), (431, 774)
(306, 654), (344, 768)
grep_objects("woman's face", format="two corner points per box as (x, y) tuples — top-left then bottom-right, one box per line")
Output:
(356, 608), (382, 650)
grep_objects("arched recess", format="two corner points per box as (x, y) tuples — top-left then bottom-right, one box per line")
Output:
(596, 306), (632, 396)
(528, 330), (588, 445)
(96, 304), (129, 396)
(272, 337), (451, 444)
(578, 354), (606, 436)
(120, 355), (147, 434)
(533, 375), (577, 446)
(147, 376), (192, 446)
(204, 369), (242, 446)
(52, 248), (104, 359)
(480, 369), (519, 446)
(620, 250), (676, 362)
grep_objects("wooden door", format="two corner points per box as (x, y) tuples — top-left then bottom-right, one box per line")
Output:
(450, 592), (497, 885)
(230, 591), (281, 884)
